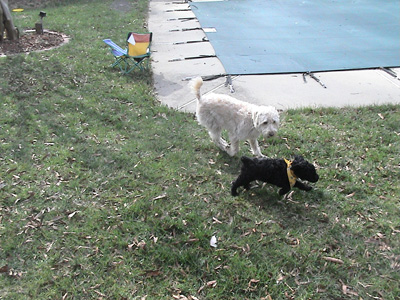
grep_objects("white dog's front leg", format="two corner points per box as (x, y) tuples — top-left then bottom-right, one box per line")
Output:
(209, 131), (228, 152)
(249, 139), (265, 157)
(227, 139), (239, 157)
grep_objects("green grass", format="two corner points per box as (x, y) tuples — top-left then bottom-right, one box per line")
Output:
(1, 1), (400, 299)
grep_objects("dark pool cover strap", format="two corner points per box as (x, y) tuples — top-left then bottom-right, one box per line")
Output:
(189, 0), (400, 75)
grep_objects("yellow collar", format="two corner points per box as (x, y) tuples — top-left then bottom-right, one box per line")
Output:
(284, 159), (297, 188)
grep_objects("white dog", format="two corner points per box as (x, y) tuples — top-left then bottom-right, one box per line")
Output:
(190, 77), (280, 157)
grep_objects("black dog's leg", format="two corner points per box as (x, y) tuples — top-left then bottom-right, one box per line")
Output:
(294, 181), (312, 191)
(279, 186), (291, 195)
(231, 175), (252, 196)
(231, 180), (241, 196)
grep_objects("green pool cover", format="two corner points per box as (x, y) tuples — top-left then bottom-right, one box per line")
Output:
(189, 0), (400, 75)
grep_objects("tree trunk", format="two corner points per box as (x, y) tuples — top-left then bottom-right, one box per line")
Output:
(0, 0), (19, 41)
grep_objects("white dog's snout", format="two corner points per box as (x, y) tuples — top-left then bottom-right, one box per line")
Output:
(262, 128), (277, 138)
(265, 132), (276, 138)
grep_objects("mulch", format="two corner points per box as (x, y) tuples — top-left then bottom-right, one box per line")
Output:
(0, 30), (67, 56)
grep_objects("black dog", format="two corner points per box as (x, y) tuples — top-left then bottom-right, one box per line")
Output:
(231, 155), (319, 196)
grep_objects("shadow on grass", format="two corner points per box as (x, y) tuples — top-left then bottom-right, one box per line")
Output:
(235, 185), (330, 223)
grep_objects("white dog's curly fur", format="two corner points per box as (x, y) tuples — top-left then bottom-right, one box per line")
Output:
(190, 77), (280, 157)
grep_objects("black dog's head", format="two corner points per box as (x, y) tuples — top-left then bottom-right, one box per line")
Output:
(290, 155), (319, 183)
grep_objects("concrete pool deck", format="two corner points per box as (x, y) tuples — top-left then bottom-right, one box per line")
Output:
(149, 0), (400, 113)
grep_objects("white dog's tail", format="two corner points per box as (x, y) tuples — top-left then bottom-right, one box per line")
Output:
(189, 77), (203, 101)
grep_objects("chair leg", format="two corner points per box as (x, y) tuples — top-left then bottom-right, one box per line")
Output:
(111, 56), (127, 73)
(125, 62), (138, 74)
(125, 58), (142, 74)
(113, 56), (150, 74)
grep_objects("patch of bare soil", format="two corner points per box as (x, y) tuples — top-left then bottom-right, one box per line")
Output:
(1, 0), (72, 56)
(9, 0), (61, 10)
(0, 30), (67, 56)
(1, 0), (127, 56)
(110, 0), (133, 12)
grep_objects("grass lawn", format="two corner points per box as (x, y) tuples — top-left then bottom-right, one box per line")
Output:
(1, 0), (399, 299)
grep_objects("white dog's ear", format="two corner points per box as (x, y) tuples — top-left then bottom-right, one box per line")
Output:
(252, 110), (260, 128)
(276, 109), (283, 123)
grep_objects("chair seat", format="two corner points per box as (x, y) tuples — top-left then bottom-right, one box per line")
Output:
(103, 33), (152, 74)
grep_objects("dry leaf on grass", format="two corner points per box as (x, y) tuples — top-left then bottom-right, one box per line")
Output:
(212, 217), (223, 224)
(322, 256), (344, 264)
(141, 270), (162, 278)
(340, 280), (359, 296)
(197, 280), (217, 293)
(152, 194), (167, 201)
(68, 211), (80, 219)
(0, 265), (9, 273)
(247, 278), (260, 291)
(0, 265), (23, 279)
(207, 280), (217, 287)
(128, 238), (146, 250)
(276, 273), (286, 283)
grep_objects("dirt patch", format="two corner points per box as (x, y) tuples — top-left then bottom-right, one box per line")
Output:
(1, 0), (127, 56)
(1, 0), (72, 56)
(9, 0), (66, 10)
(0, 30), (68, 56)
(110, 0), (133, 12)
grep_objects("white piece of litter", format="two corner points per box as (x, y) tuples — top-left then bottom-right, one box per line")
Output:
(210, 235), (218, 248)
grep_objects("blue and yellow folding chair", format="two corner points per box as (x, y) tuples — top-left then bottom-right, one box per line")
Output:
(103, 32), (152, 74)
